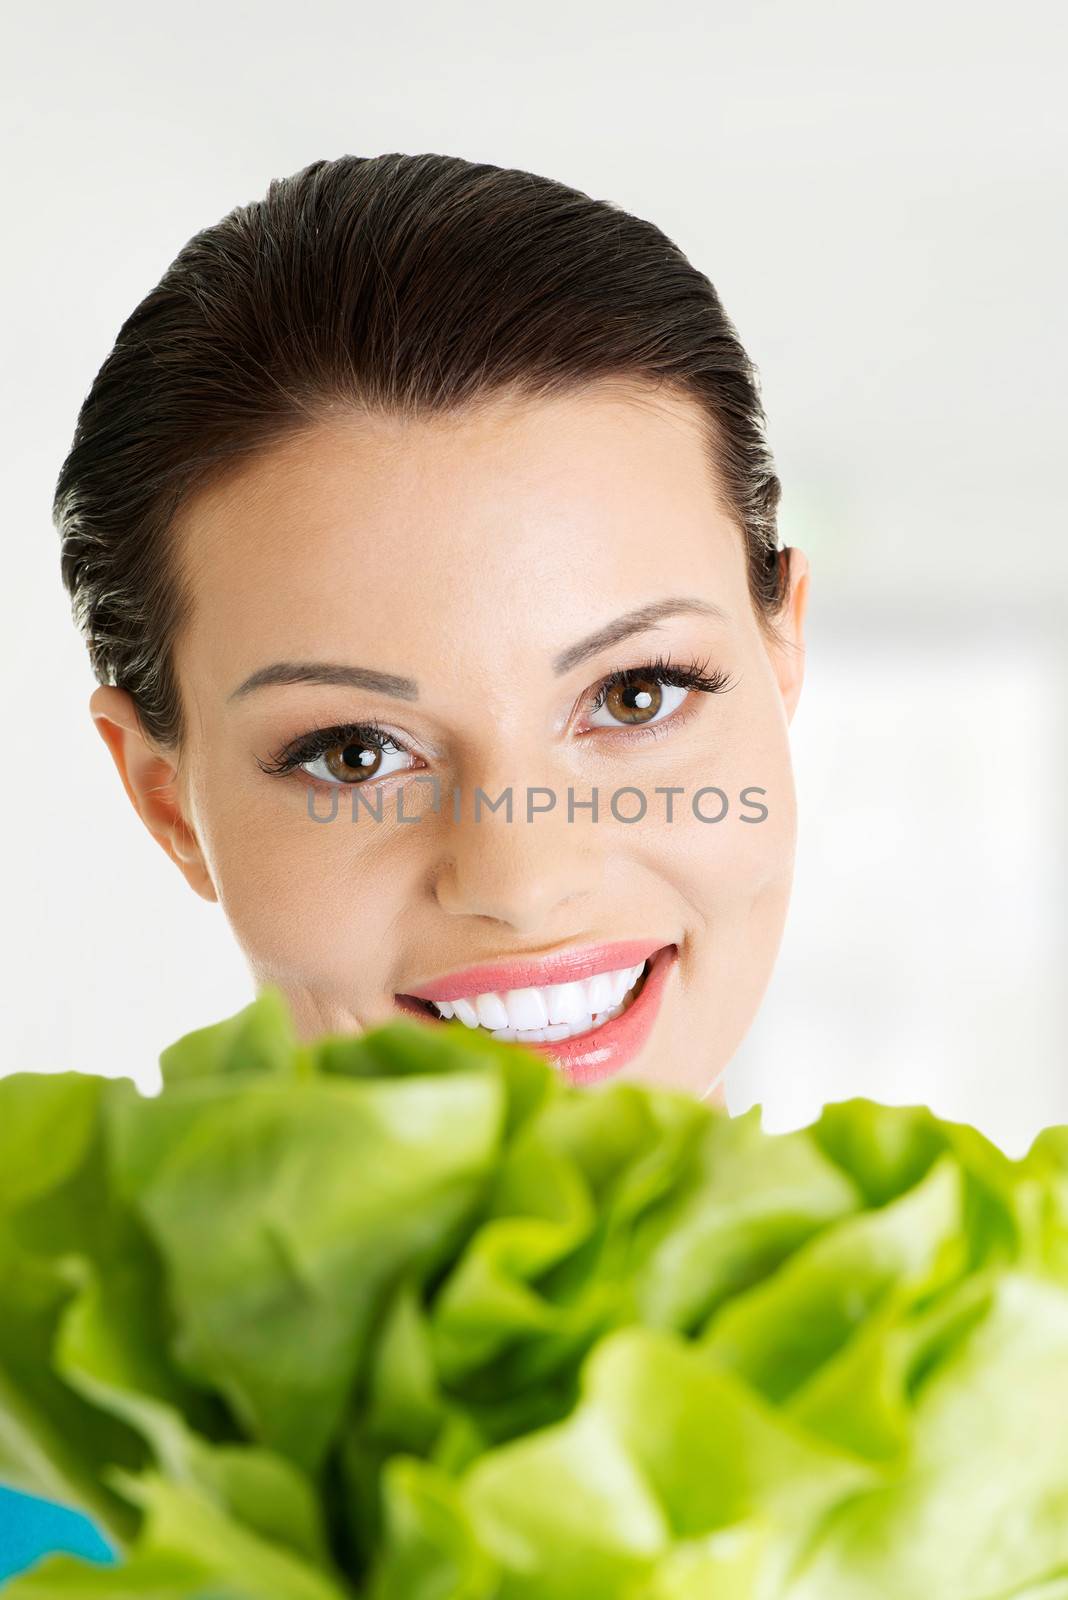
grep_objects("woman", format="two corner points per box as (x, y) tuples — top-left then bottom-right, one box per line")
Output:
(66, 150), (808, 1106)
(5, 150), (809, 1582)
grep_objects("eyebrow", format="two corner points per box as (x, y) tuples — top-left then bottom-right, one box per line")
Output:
(228, 661), (420, 702)
(550, 597), (730, 675)
(227, 597), (729, 702)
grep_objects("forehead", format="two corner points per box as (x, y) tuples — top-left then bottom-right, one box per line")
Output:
(171, 382), (749, 695)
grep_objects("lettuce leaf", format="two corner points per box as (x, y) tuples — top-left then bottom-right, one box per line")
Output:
(1, 986), (1066, 1599)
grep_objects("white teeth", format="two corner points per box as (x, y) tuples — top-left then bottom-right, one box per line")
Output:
(475, 992), (511, 1030)
(544, 980), (590, 1026)
(452, 997), (480, 1029)
(426, 959), (650, 1042)
(609, 968), (632, 1006)
(491, 997), (628, 1044)
(585, 971), (615, 1014)
(504, 986), (549, 1031)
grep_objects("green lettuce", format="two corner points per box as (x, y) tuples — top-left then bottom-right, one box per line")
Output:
(1, 985), (1067, 1598)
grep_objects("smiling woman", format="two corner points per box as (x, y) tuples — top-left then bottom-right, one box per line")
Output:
(57, 151), (809, 1104)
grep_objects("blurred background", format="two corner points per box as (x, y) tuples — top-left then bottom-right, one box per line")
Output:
(3, 0), (1064, 1154)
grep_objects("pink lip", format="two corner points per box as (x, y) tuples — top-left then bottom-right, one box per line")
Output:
(397, 938), (671, 1005)
(541, 941), (677, 1084)
(395, 941), (679, 1086)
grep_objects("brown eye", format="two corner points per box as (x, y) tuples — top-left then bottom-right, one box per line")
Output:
(259, 721), (420, 786)
(295, 734), (416, 786)
(602, 674), (663, 724)
(581, 654), (736, 738)
(319, 741), (383, 783)
(590, 672), (691, 729)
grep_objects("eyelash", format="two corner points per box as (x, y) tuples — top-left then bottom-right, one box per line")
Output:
(587, 651), (735, 718)
(256, 652), (737, 780)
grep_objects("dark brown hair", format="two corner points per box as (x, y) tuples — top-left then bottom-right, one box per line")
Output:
(55, 152), (787, 757)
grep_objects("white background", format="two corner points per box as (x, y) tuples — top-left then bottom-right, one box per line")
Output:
(3, 0), (1065, 1153)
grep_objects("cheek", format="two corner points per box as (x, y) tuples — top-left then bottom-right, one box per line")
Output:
(199, 780), (417, 985)
(655, 794), (795, 929)
(655, 696), (797, 909)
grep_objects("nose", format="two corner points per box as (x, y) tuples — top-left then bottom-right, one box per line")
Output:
(430, 789), (605, 935)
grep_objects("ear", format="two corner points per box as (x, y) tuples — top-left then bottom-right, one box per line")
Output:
(767, 546), (809, 724)
(89, 685), (218, 903)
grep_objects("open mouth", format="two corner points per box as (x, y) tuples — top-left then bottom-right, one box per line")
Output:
(394, 948), (663, 1046)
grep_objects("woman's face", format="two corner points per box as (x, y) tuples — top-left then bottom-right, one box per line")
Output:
(91, 380), (808, 1102)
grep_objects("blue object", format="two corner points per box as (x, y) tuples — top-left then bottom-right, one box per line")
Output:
(0, 1486), (116, 1584)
